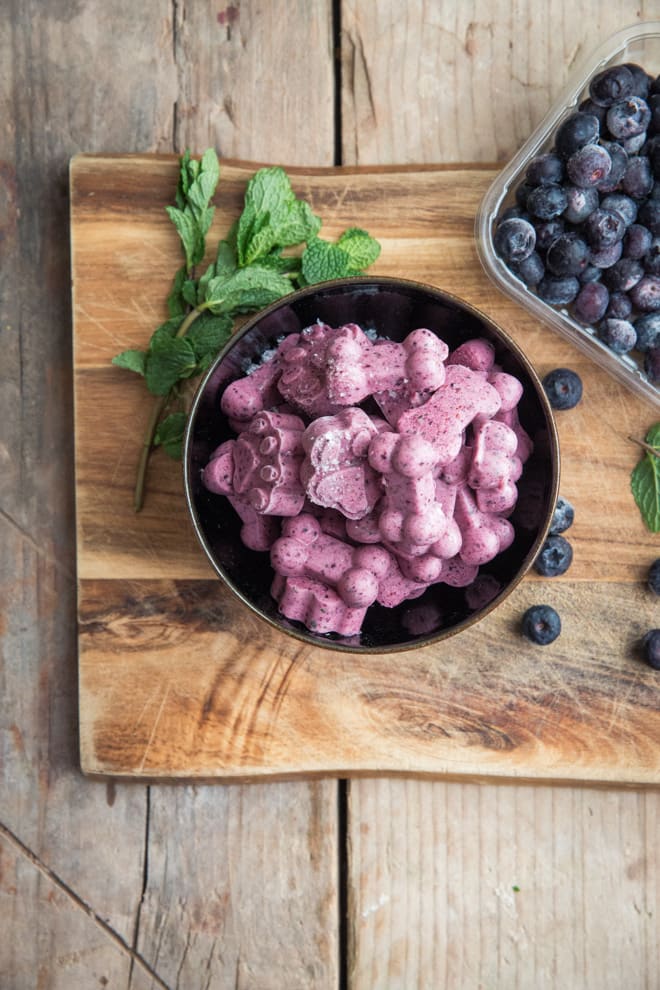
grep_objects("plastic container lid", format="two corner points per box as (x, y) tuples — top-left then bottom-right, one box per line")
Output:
(476, 22), (660, 410)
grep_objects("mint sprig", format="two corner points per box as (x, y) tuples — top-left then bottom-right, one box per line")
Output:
(112, 150), (381, 511)
(630, 423), (660, 532)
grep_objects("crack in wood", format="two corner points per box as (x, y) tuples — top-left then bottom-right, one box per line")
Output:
(127, 786), (154, 989)
(0, 817), (170, 989)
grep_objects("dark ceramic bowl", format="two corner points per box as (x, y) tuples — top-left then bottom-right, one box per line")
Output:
(184, 276), (559, 653)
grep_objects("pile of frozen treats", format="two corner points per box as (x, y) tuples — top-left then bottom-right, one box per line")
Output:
(202, 321), (532, 635)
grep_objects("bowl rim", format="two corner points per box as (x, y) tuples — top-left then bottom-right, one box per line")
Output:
(183, 274), (560, 654)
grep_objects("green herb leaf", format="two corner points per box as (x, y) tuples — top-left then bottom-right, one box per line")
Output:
(237, 166), (321, 266)
(154, 412), (188, 459)
(165, 205), (203, 272)
(145, 337), (198, 396)
(148, 315), (186, 351)
(111, 349), (147, 376)
(631, 422), (660, 532)
(301, 237), (353, 284)
(204, 265), (293, 316)
(337, 227), (381, 270)
(167, 266), (188, 317)
(186, 312), (233, 361)
(182, 278), (199, 306)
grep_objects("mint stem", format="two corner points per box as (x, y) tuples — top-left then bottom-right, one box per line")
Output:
(134, 306), (205, 512)
(628, 435), (660, 459)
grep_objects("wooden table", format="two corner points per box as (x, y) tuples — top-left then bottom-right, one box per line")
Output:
(3, 3), (658, 987)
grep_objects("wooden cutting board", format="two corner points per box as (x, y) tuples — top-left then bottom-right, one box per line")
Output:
(71, 154), (660, 784)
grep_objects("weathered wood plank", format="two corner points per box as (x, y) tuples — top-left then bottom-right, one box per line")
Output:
(348, 780), (659, 990)
(340, 2), (659, 165)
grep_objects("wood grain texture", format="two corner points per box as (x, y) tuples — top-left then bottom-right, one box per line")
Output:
(340, 2), (660, 165)
(72, 155), (660, 784)
(347, 780), (659, 990)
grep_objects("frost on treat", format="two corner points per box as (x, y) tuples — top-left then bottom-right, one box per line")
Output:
(202, 323), (532, 636)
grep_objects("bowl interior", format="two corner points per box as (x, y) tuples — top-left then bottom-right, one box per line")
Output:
(185, 278), (558, 652)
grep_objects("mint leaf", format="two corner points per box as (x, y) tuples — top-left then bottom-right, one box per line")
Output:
(204, 265), (293, 316)
(166, 205), (203, 271)
(167, 266), (188, 317)
(154, 412), (188, 459)
(148, 315), (185, 350)
(187, 312), (233, 361)
(175, 150), (192, 209)
(145, 337), (198, 396)
(237, 166), (321, 266)
(112, 349), (146, 376)
(301, 238), (353, 284)
(337, 227), (381, 270)
(182, 278), (199, 306)
(631, 422), (660, 532)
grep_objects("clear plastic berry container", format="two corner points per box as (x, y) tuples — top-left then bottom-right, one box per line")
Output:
(476, 21), (660, 410)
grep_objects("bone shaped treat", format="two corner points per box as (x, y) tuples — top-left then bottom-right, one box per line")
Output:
(276, 322), (369, 417)
(202, 441), (280, 551)
(301, 407), (381, 520)
(271, 573), (368, 636)
(397, 363), (502, 464)
(447, 337), (496, 373)
(454, 484), (515, 566)
(229, 410), (306, 515)
(468, 419), (522, 514)
(220, 334), (301, 423)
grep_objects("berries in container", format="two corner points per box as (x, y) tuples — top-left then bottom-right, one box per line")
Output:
(476, 22), (660, 410)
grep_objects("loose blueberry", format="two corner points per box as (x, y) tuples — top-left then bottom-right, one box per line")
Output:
(542, 367), (583, 409)
(521, 605), (562, 645)
(642, 629), (660, 669)
(606, 96), (651, 138)
(623, 224), (653, 260)
(600, 193), (637, 228)
(603, 257), (644, 293)
(598, 317), (637, 354)
(606, 291), (633, 320)
(584, 208), (626, 250)
(526, 152), (565, 186)
(549, 496), (575, 535)
(630, 275), (660, 312)
(494, 218), (537, 264)
(589, 65), (634, 107)
(555, 112), (600, 158)
(511, 250), (546, 286)
(566, 144), (611, 188)
(648, 559), (660, 595)
(574, 281), (609, 323)
(622, 157), (654, 200)
(634, 311), (660, 351)
(527, 183), (569, 221)
(546, 233), (590, 276)
(563, 184), (599, 224)
(534, 535), (573, 576)
(537, 275), (580, 305)
(644, 345), (660, 382)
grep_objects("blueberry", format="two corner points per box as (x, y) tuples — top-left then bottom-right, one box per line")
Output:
(596, 141), (628, 192)
(566, 144), (612, 188)
(598, 317), (637, 353)
(644, 345), (660, 382)
(634, 312), (660, 351)
(578, 98), (608, 127)
(527, 183), (569, 221)
(623, 223), (653, 260)
(579, 264), (603, 285)
(646, 136), (660, 178)
(526, 152), (565, 186)
(534, 535), (573, 576)
(589, 241), (623, 269)
(649, 94), (660, 136)
(511, 250), (545, 286)
(589, 65), (634, 107)
(537, 275), (580, 305)
(546, 233), (590, 276)
(600, 193), (637, 228)
(573, 281), (609, 323)
(643, 236), (660, 274)
(584, 208), (625, 250)
(534, 219), (565, 252)
(498, 206), (531, 224)
(606, 96), (651, 138)
(515, 180), (534, 208)
(642, 629), (660, 669)
(623, 63), (652, 99)
(555, 112), (600, 158)
(622, 132), (647, 155)
(630, 275), (660, 311)
(521, 605), (562, 645)
(562, 184), (599, 224)
(494, 218), (537, 264)
(542, 367), (583, 409)
(605, 291), (633, 320)
(648, 559), (660, 595)
(637, 198), (660, 236)
(622, 157), (654, 199)
(549, 496), (575, 535)
(603, 257), (643, 293)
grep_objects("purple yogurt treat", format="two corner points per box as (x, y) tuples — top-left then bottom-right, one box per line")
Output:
(202, 442), (280, 551)
(221, 334), (301, 423)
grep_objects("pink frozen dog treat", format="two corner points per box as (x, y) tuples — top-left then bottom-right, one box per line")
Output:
(376, 554), (429, 608)
(325, 327), (447, 405)
(454, 485), (515, 566)
(468, 419), (522, 514)
(271, 573), (367, 635)
(440, 554), (479, 588)
(276, 322), (366, 417)
(202, 442), (279, 551)
(220, 334), (300, 423)
(229, 410), (306, 515)
(397, 364), (501, 464)
(496, 404), (534, 462)
(301, 407), (381, 520)
(447, 337), (495, 373)
(271, 515), (391, 610)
